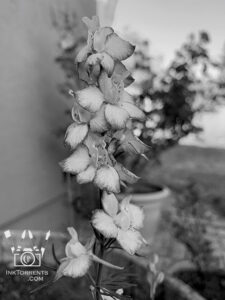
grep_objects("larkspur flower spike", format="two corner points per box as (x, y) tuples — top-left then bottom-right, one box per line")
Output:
(59, 16), (148, 287)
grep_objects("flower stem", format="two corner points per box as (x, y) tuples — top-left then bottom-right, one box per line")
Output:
(95, 188), (104, 300)
(95, 241), (105, 300)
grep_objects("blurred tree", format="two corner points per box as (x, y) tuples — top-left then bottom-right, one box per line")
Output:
(216, 43), (225, 95)
(130, 32), (222, 160)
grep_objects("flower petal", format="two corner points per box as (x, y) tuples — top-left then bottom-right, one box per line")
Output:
(77, 62), (91, 85)
(86, 53), (102, 66)
(93, 27), (114, 52)
(83, 132), (106, 166)
(76, 45), (90, 63)
(77, 61), (100, 85)
(92, 210), (118, 238)
(120, 90), (134, 104)
(67, 227), (78, 241)
(128, 204), (144, 230)
(62, 255), (91, 278)
(65, 123), (88, 149)
(84, 132), (106, 150)
(78, 106), (93, 123)
(120, 197), (144, 229)
(124, 75), (135, 87)
(71, 101), (92, 123)
(90, 105), (108, 133)
(105, 33), (135, 61)
(119, 102), (145, 120)
(55, 258), (71, 281)
(77, 164), (96, 184)
(99, 71), (119, 104)
(105, 104), (129, 130)
(120, 196), (132, 212)
(113, 61), (131, 81)
(94, 165), (120, 193)
(117, 229), (144, 255)
(65, 240), (87, 258)
(114, 211), (130, 231)
(114, 163), (140, 184)
(89, 63), (101, 82)
(71, 103), (82, 123)
(100, 53), (114, 76)
(61, 145), (90, 174)
(82, 16), (100, 32)
(102, 191), (119, 217)
(76, 86), (104, 113)
(113, 61), (134, 87)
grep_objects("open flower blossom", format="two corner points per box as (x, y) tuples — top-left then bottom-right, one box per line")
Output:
(62, 128), (141, 193)
(55, 227), (123, 280)
(61, 132), (121, 193)
(92, 192), (146, 255)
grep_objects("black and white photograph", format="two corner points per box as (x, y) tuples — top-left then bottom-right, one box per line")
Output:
(0, 0), (225, 299)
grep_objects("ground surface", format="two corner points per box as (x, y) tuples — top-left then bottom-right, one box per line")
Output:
(143, 145), (225, 217)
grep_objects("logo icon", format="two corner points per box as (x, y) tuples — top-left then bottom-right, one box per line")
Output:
(4, 230), (51, 267)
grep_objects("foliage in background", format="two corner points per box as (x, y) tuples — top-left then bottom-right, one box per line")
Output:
(129, 32), (223, 160)
(172, 183), (225, 271)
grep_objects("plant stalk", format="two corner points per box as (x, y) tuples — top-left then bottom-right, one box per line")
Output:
(95, 188), (104, 300)
(96, 242), (104, 299)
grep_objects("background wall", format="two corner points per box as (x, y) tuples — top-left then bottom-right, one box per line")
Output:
(0, 0), (95, 230)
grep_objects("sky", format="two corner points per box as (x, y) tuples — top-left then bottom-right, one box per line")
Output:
(113, 0), (225, 66)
